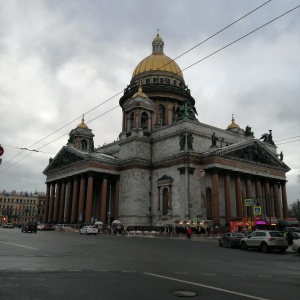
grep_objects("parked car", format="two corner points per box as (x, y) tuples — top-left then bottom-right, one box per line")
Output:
(43, 223), (54, 230)
(37, 223), (44, 230)
(21, 222), (37, 233)
(240, 230), (288, 253)
(54, 224), (71, 231)
(292, 239), (300, 253)
(218, 232), (246, 248)
(2, 223), (14, 229)
(80, 225), (98, 235)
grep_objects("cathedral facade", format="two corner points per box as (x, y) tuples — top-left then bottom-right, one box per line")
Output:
(43, 34), (290, 230)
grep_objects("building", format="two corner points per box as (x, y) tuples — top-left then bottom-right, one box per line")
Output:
(0, 190), (45, 226)
(43, 33), (290, 230)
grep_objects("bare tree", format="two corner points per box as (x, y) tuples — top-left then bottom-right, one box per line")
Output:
(289, 200), (300, 221)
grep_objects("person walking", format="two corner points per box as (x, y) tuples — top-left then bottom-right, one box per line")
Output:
(187, 226), (192, 239)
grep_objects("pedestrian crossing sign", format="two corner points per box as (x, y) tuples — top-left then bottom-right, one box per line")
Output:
(253, 206), (262, 215)
(245, 198), (252, 206)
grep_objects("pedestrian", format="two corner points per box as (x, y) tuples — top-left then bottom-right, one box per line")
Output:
(187, 226), (192, 239)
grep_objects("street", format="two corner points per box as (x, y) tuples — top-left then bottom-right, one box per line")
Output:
(0, 228), (299, 300)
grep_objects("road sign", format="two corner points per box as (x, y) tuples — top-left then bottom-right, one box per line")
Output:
(253, 206), (262, 215)
(197, 169), (206, 180)
(0, 146), (4, 156)
(245, 198), (252, 206)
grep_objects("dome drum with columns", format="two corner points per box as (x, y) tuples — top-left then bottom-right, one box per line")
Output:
(43, 33), (290, 232)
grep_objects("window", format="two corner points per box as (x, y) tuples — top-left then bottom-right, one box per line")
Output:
(81, 139), (87, 150)
(130, 112), (134, 129)
(160, 78), (164, 84)
(162, 188), (169, 215)
(173, 80), (177, 86)
(158, 105), (165, 126)
(141, 112), (148, 130)
(153, 78), (157, 84)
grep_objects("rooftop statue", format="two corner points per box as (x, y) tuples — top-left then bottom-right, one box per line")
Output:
(245, 125), (254, 137)
(173, 101), (198, 123)
(259, 130), (274, 145)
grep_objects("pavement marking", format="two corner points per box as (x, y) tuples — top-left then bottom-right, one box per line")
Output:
(144, 272), (270, 300)
(122, 270), (136, 273)
(0, 268), (8, 270)
(22, 269), (37, 271)
(94, 270), (108, 272)
(45, 269), (58, 271)
(0, 241), (40, 251)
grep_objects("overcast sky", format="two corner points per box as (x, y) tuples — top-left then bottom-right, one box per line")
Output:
(0, 0), (299, 206)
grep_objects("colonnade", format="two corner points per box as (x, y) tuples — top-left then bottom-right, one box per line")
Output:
(210, 170), (288, 225)
(43, 173), (119, 224)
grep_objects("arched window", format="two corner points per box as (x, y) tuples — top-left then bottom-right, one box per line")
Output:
(162, 188), (169, 215)
(158, 105), (165, 126)
(130, 112), (134, 129)
(206, 188), (213, 220)
(141, 112), (148, 130)
(81, 139), (87, 150)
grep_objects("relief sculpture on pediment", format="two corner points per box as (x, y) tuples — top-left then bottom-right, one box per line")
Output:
(50, 152), (84, 170)
(227, 144), (278, 167)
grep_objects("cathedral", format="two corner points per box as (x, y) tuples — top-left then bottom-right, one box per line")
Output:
(43, 33), (290, 230)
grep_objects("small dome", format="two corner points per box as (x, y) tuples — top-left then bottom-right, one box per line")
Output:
(77, 115), (88, 129)
(227, 114), (240, 129)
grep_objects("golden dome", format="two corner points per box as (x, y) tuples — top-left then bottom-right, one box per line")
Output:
(227, 114), (240, 129)
(77, 115), (88, 129)
(132, 33), (183, 79)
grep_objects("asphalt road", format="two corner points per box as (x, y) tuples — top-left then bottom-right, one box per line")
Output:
(0, 228), (299, 300)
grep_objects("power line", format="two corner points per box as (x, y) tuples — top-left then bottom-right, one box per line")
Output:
(0, 106), (120, 173)
(275, 136), (300, 142)
(1, 3), (299, 173)
(0, 1), (272, 170)
(181, 5), (300, 73)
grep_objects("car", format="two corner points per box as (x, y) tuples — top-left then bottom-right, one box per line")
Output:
(80, 225), (98, 235)
(292, 239), (300, 253)
(240, 230), (288, 253)
(21, 221), (38, 233)
(218, 232), (246, 248)
(37, 223), (44, 230)
(54, 224), (71, 231)
(2, 223), (14, 229)
(43, 223), (54, 230)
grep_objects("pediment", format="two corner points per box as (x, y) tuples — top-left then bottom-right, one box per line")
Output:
(208, 141), (289, 171)
(44, 148), (86, 173)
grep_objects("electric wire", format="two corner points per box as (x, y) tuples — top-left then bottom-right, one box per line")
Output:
(0, 1), (272, 169)
(1, 3), (299, 174)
